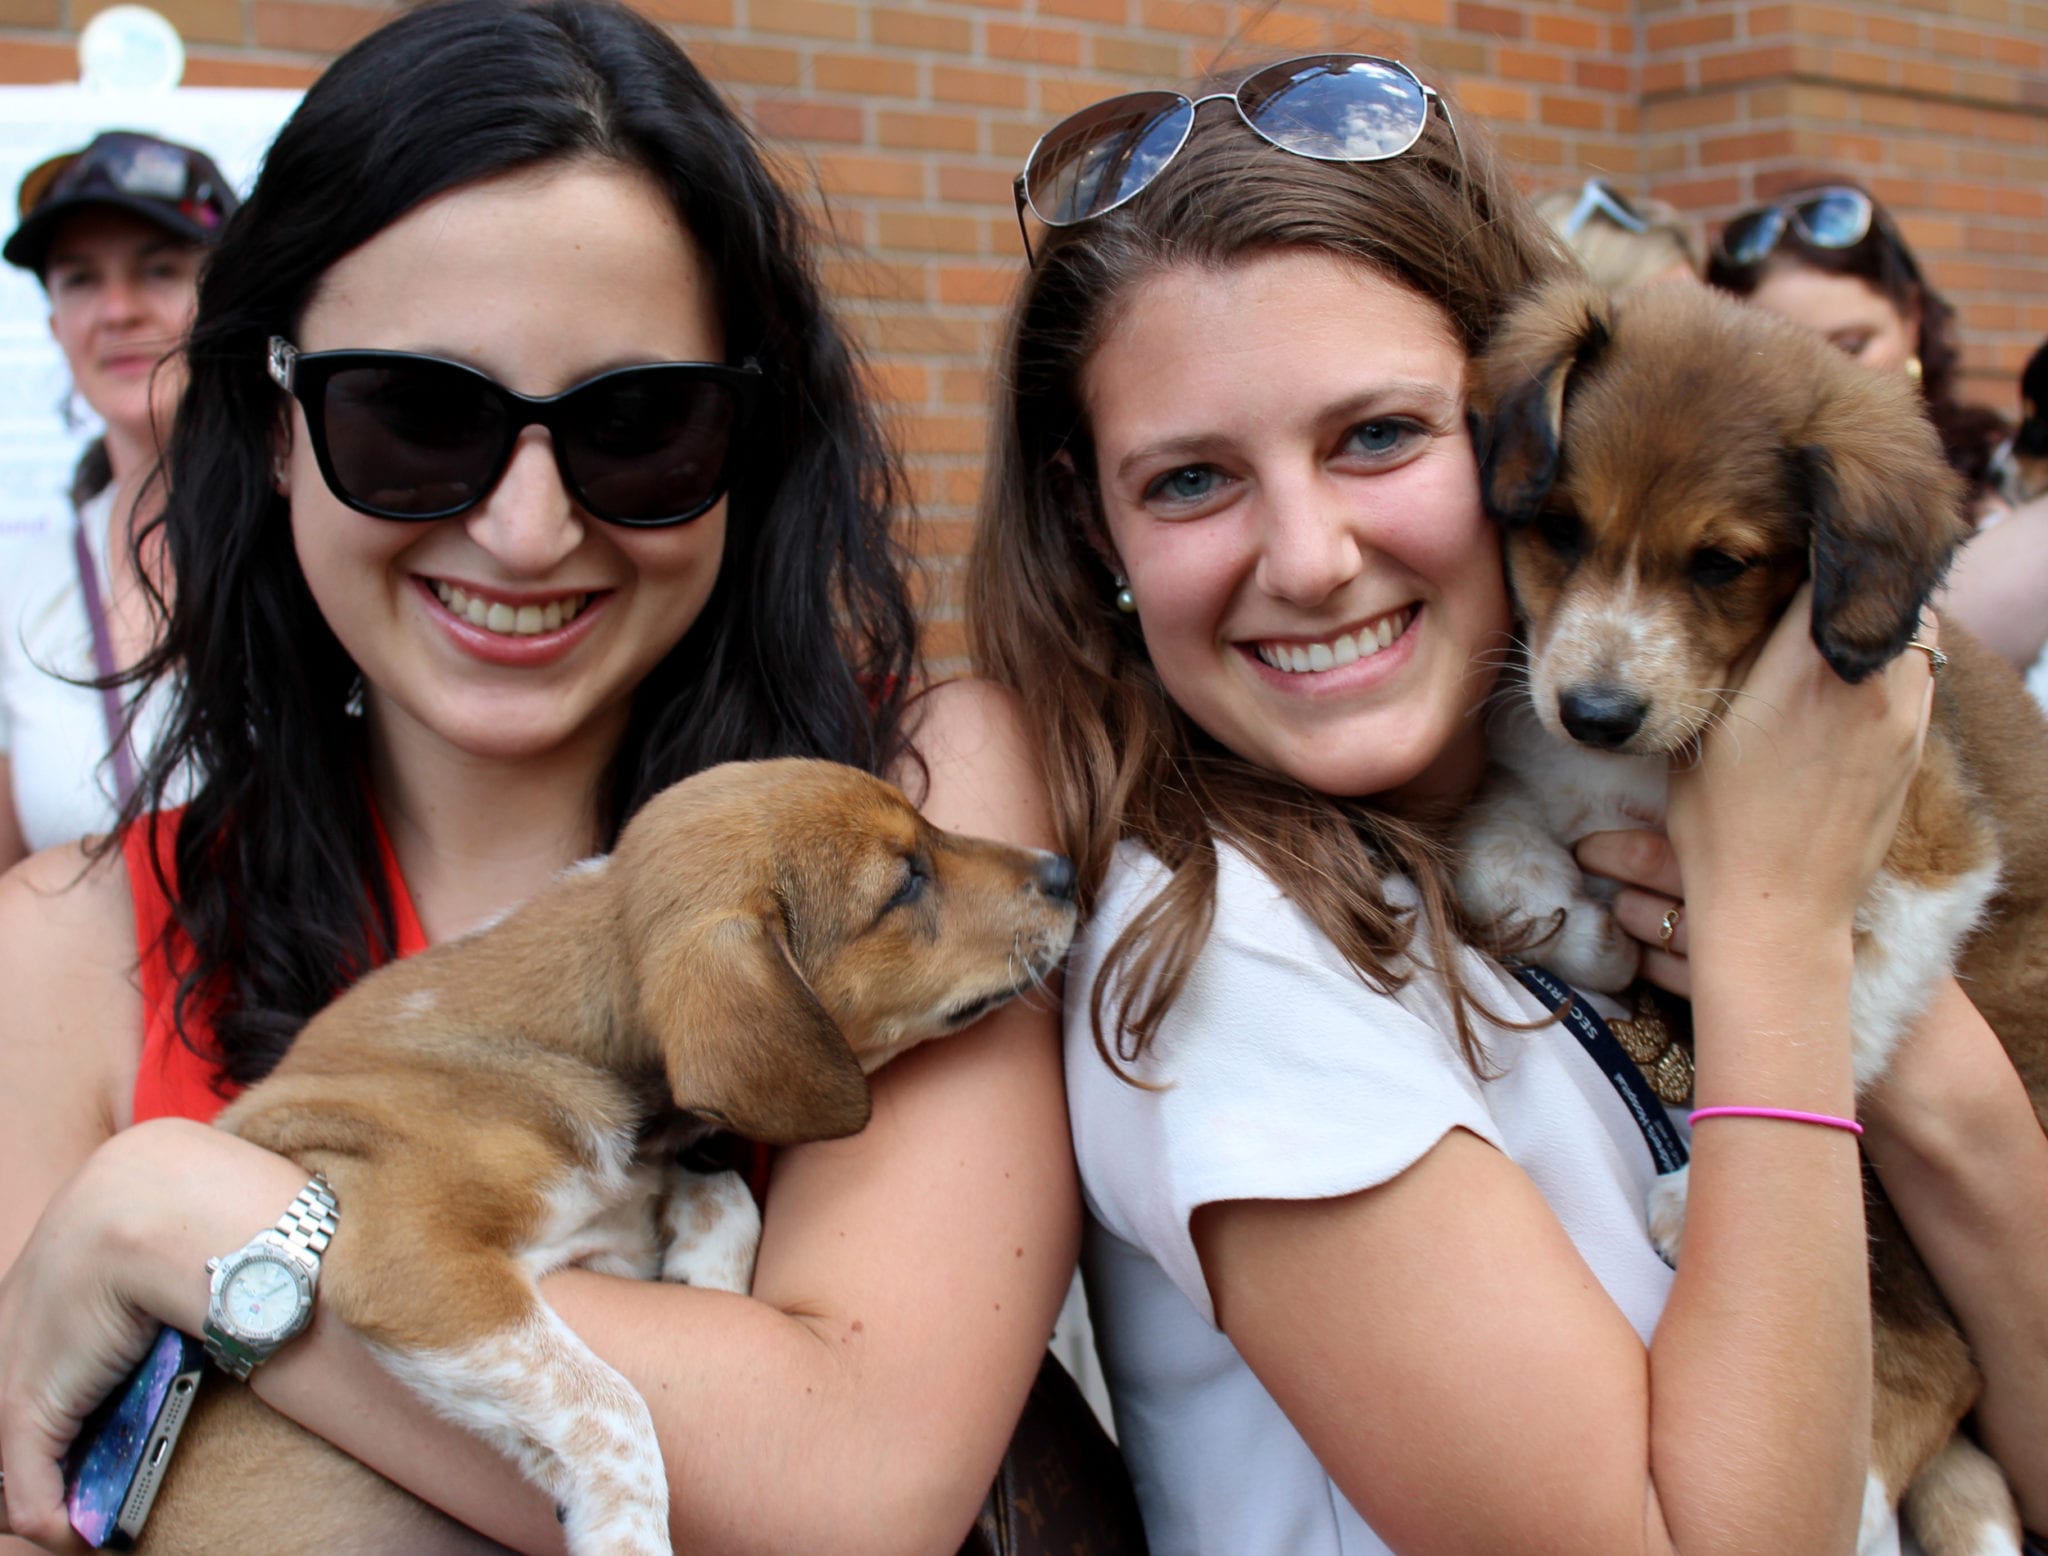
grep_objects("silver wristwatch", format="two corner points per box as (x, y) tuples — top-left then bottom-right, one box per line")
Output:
(202, 1173), (339, 1379)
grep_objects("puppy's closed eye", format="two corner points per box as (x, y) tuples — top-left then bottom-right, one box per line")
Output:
(1688, 548), (1750, 589)
(1537, 511), (1587, 565)
(881, 856), (929, 915)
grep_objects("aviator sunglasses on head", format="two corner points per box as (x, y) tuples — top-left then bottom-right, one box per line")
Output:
(1012, 53), (1461, 266)
(268, 337), (762, 527)
(1559, 178), (1649, 240)
(1714, 186), (1880, 270)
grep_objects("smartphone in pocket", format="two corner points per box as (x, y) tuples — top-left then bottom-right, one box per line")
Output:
(62, 1326), (206, 1549)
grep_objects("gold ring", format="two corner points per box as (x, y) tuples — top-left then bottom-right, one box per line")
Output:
(1906, 639), (1947, 677)
(1658, 905), (1683, 948)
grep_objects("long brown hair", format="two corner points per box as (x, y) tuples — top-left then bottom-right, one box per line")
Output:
(970, 81), (1565, 1078)
(1706, 180), (2008, 506)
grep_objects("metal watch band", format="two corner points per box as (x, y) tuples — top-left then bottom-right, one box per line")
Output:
(203, 1173), (339, 1379)
(269, 1172), (339, 1259)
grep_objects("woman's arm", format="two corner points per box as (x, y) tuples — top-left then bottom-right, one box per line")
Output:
(1580, 818), (2048, 1525)
(0, 681), (1078, 1556)
(1193, 591), (1930, 1555)
(1859, 978), (2048, 1528)
(1937, 492), (2048, 669)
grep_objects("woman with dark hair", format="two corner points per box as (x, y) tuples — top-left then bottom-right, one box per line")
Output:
(974, 59), (2048, 1553)
(0, 2), (1075, 1548)
(0, 131), (236, 871)
(1705, 182), (2009, 512)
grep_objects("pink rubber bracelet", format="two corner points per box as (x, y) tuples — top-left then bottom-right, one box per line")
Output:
(1688, 1105), (1863, 1137)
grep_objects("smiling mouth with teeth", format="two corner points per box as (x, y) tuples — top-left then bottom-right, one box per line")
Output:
(431, 580), (590, 637)
(1255, 607), (1413, 674)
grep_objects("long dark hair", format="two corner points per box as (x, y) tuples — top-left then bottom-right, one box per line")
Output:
(971, 88), (1563, 1078)
(116, 0), (918, 1084)
(1706, 181), (2007, 506)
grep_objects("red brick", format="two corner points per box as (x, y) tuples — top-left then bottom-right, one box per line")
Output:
(0, 37), (95, 76)
(0, 0), (60, 25)
(986, 22), (1082, 65)
(1531, 11), (1598, 49)
(1539, 92), (1606, 130)
(752, 99), (864, 143)
(936, 163), (1012, 205)
(878, 210), (984, 252)
(637, 0), (734, 23)
(252, 1), (388, 54)
(1453, 1), (1524, 40)
(1575, 59), (1631, 94)
(938, 262), (1021, 306)
(78, 0), (240, 43)
(1497, 45), (1568, 85)
(1698, 45), (1798, 88)
(747, 0), (857, 37)
(821, 255), (929, 301)
(815, 53), (918, 96)
(182, 54), (323, 85)
(1040, 0), (1127, 20)
(1452, 78), (1531, 121)
(933, 63), (1028, 109)
(878, 109), (980, 153)
(1137, 0), (1224, 33)
(1090, 33), (1182, 74)
(691, 41), (803, 86)
(870, 6), (970, 51)
(1646, 11), (1736, 51)
(813, 151), (925, 199)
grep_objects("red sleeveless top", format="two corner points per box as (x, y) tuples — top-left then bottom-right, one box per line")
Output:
(121, 812), (773, 1198)
(123, 811), (427, 1124)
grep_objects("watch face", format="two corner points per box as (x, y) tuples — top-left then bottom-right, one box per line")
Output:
(219, 1254), (305, 1343)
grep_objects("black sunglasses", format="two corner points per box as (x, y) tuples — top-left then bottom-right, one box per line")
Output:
(1012, 53), (1460, 266)
(268, 337), (762, 527)
(1715, 187), (1876, 269)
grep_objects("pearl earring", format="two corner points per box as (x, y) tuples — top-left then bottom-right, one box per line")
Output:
(1114, 575), (1136, 614)
(1906, 355), (1924, 384)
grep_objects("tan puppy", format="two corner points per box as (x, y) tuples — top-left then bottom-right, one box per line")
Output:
(125, 757), (1078, 1555)
(1459, 276), (2048, 1556)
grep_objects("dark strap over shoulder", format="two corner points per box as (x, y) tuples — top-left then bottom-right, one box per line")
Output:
(1513, 965), (1689, 1176)
(73, 520), (137, 807)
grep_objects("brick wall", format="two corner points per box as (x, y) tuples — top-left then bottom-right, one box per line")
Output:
(3, 0), (2043, 665)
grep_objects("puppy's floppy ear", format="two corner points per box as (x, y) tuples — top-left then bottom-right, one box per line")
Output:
(1796, 401), (1969, 683)
(1475, 277), (1614, 526)
(640, 905), (871, 1144)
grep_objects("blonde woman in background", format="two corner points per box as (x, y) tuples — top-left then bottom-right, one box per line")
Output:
(1533, 177), (1701, 294)
(0, 132), (236, 871)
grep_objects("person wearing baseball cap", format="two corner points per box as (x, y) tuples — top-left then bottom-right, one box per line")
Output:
(0, 131), (237, 871)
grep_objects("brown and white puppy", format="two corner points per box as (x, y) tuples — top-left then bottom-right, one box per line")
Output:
(128, 757), (1079, 1556)
(1458, 275), (2048, 1556)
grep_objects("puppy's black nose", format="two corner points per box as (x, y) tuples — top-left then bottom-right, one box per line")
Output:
(1034, 853), (1078, 904)
(1558, 687), (1648, 750)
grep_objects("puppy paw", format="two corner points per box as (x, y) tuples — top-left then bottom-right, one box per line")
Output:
(659, 1166), (760, 1293)
(1548, 900), (1641, 994)
(1646, 1164), (1689, 1268)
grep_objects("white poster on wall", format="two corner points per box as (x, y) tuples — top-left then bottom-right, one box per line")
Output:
(0, 83), (300, 543)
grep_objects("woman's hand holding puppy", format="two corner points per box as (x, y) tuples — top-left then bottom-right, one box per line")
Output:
(1580, 586), (1937, 1001)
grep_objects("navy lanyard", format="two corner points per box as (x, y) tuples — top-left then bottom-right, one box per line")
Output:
(72, 519), (139, 807)
(1512, 965), (1689, 1175)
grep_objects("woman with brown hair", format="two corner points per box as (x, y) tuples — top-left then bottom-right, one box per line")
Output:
(975, 59), (2048, 1554)
(1706, 182), (2008, 513)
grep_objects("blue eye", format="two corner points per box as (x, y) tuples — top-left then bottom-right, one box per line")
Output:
(1346, 420), (1411, 457)
(1146, 465), (1220, 504)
